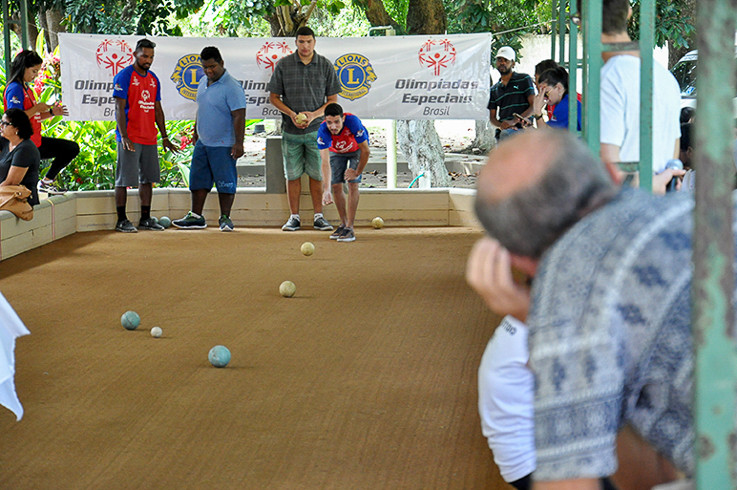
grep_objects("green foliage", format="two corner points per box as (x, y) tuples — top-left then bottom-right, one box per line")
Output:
(444, 0), (542, 62)
(309, 0), (372, 37)
(383, 0), (409, 30)
(629, 0), (695, 50)
(35, 119), (193, 191)
(62, 0), (204, 35)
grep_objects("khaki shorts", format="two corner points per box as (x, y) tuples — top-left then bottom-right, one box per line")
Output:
(281, 131), (321, 181)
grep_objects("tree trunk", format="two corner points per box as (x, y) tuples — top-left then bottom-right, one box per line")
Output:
(353, 0), (404, 33)
(395, 0), (447, 187)
(265, 1), (317, 37)
(9, 15), (38, 51)
(397, 120), (450, 187)
(43, 8), (65, 52)
(471, 119), (495, 153)
(406, 0), (446, 35)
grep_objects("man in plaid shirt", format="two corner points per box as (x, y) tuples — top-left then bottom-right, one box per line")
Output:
(267, 26), (340, 232)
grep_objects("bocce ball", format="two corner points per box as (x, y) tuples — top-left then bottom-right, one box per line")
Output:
(158, 216), (172, 228)
(372, 216), (384, 229)
(150, 326), (163, 338)
(301, 242), (315, 256)
(295, 113), (308, 125)
(279, 280), (296, 298)
(208, 345), (231, 368)
(121, 310), (141, 330)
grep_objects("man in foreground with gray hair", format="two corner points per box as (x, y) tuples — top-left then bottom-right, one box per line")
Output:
(466, 130), (715, 488)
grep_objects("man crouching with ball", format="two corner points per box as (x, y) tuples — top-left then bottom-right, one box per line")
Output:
(318, 103), (370, 243)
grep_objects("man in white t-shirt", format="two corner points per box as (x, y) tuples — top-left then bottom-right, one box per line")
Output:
(581, 0), (683, 189)
(478, 315), (535, 489)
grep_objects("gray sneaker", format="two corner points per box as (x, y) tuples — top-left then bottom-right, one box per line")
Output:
(219, 215), (234, 232)
(282, 216), (301, 231)
(313, 216), (333, 231)
(139, 217), (165, 231)
(337, 227), (356, 242)
(38, 180), (65, 195)
(330, 225), (346, 240)
(115, 219), (137, 233)
(173, 211), (207, 229)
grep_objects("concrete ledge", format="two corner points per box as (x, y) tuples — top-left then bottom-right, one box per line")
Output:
(0, 186), (480, 261)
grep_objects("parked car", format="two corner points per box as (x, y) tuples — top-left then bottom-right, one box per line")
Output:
(670, 48), (737, 116)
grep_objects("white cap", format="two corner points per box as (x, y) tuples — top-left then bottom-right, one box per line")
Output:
(496, 46), (516, 61)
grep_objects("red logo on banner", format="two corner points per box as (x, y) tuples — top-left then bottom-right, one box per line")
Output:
(418, 39), (456, 76)
(256, 41), (293, 73)
(96, 39), (135, 76)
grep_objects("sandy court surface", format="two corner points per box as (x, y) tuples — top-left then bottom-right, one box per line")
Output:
(0, 226), (508, 489)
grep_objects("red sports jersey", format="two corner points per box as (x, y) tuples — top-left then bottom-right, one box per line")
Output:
(3, 81), (42, 147)
(112, 65), (161, 145)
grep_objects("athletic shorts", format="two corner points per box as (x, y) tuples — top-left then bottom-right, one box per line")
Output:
(115, 142), (160, 187)
(330, 151), (362, 184)
(189, 141), (237, 194)
(281, 131), (321, 181)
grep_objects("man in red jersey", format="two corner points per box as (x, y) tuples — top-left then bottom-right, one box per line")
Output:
(112, 38), (177, 233)
(318, 103), (370, 242)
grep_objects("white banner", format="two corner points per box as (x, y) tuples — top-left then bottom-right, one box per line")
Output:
(58, 33), (490, 121)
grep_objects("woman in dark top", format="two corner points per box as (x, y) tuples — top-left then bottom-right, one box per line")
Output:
(0, 109), (41, 205)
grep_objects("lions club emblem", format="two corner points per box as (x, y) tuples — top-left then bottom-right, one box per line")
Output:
(418, 39), (456, 76)
(334, 53), (376, 101)
(171, 54), (204, 101)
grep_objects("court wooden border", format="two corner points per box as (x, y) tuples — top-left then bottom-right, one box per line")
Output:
(0, 186), (479, 261)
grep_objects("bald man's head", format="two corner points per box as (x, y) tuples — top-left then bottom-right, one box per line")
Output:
(475, 131), (618, 259)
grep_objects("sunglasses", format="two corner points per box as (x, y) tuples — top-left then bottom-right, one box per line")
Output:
(0, 120), (13, 128)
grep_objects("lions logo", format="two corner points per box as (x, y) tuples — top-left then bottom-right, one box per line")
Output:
(171, 54), (204, 101)
(334, 53), (376, 101)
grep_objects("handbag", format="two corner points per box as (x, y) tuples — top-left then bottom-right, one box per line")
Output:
(0, 185), (34, 221)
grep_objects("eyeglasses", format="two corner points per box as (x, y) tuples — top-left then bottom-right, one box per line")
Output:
(0, 121), (13, 128)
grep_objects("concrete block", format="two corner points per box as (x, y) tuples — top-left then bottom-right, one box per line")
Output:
(265, 136), (286, 194)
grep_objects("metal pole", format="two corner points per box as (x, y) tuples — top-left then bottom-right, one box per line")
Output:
(19, 0), (29, 49)
(582, 0), (602, 154)
(386, 120), (397, 189)
(637, 0), (654, 191)
(2, 0), (11, 76)
(692, 0), (737, 487)
(551, 0), (557, 60)
(557, 0), (566, 64)
(568, 0), (578, 135)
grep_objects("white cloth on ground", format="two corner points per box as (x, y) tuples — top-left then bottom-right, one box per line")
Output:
(0, 292), (30, 420)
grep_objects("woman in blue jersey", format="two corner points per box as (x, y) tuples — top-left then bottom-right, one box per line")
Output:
(529, 66), (582, 131)
(3, 50), (79, 195)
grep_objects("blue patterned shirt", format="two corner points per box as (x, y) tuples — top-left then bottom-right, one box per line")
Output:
(528, 188), (703, 481)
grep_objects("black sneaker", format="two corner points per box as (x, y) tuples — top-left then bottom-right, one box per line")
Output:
(337, 227), (356, 242)
(313, 216), (333, 231)
(330, 225), (346, 240)
(282, 216), (301, 231)
(219, 215), (234, 232)
(173, 211), (207, 229)
(139, 217), (165, 231)
(115, 219), (137, 233)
